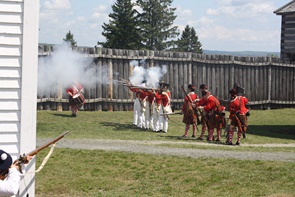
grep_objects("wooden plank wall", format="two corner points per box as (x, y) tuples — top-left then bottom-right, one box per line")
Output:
(37, 46), (295, 111)
(280, 13), (295, 62)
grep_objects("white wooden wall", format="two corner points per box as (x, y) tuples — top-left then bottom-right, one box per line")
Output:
(0, 0), (39, 196)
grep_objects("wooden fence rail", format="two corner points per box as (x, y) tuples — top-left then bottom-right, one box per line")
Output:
(37, 45), (295, 111)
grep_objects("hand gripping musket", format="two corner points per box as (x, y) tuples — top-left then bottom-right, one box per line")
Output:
(234, 113), (254, 134)
(0, 131), (69, 180)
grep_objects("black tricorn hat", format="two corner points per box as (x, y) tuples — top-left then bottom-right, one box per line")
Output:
(199, 84), (207, 90)
(159, 81), (169, 89)
(188, 84), (195, 91)
(229, 88), (237, 94)
(162, 83), (169, 88)
(0, 150), (12, 171)
(233, 83), (245, 94)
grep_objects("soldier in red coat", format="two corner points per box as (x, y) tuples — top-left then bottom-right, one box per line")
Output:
(198, 90), (225, 142)
(66, 82), (85, 117)
(227, 88), (249, 145)
(181, 84), (199, 138)
(160, 83), (172, 133)
(197, 84), (209, 140)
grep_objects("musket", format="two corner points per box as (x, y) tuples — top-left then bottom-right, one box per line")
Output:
(129, 85), (158, 91)
(234, 114), (254, 134)
(0, 131), (69, 180)
(160, 112), (183, 116)
(180, 85), (201, 127)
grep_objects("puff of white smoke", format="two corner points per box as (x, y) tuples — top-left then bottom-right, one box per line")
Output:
(37, 43), (93, 97)
(129, 60), (146, 85)
(129, 58), (168, 88)
(146, 65), (167, 88)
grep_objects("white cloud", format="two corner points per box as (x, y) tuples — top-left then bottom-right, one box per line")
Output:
(197, 16), (215, 26)
(198, 24), (280, 51)
(209, 0), (276, 18)
(43, 0), (71, 10)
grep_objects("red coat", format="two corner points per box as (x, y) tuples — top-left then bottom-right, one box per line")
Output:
(182, 92), (198, 124)
(161, 91), (171, 107)
(154, 91), (162, 105)
(230, 96), (249, 116)
(138, 90), (149, 101)
(129, 87), (140, 98)
(147, 91), (155, 104)
(198, 97), (207, 106)
(66, 83), (83, 97)
(182, 92), (198, 112)
(203, 95), (220, 113)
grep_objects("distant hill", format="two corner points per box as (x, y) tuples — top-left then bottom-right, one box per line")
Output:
(203, 50), (280, 57)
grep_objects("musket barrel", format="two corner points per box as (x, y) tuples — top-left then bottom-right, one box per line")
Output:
(27, 131), (69, 156)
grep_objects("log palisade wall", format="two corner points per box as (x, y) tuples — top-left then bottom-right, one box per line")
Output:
(37, 46), (295, 111)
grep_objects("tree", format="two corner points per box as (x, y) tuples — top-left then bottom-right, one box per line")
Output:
(63, 31), (77, 47)
(176, 25), (203, 53)
(137, 0), (179, 50)
(98, 0), (143, 49)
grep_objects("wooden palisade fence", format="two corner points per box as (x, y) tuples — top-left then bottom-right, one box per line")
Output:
(37, 45), (295, 111)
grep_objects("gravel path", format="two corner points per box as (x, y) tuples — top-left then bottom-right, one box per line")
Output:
(37, 139), (295, 162)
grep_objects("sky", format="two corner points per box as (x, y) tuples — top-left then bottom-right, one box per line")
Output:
(39, 0), (291, 52)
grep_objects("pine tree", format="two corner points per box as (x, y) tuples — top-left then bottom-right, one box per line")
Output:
(63, 31), (77, 47)
(137, 0), (179, 50)
(98, 0), (143, 49)
(176, 25), (202, 53)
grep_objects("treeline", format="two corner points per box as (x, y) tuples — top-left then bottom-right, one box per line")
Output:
(64, 0), (202, 53)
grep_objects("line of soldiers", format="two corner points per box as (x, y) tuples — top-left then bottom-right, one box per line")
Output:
(181, 83), (250, 145)
(128, 82), (250, 145)
(128, 81), (172, 133)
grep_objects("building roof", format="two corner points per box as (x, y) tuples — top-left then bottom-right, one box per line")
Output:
(274, 0), (295, 15)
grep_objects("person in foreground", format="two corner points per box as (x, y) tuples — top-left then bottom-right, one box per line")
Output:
(0, 150), (32, 196)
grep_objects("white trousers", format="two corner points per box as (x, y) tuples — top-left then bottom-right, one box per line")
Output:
(138, 100), (146, 129)
(145, 102), (154, 130)
(133, 98), (140, 125)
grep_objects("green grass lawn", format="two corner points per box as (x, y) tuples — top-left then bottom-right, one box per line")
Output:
(35, 149), (295, 197)
(35, 109), (295, 197)
(37, 109), (295, 144)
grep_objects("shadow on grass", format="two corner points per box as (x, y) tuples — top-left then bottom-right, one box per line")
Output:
(100, 122), (142, 131)
(162, 135), (201, 141)
(248, 125), (295, 140)
(52, 113), (72, 117)
(161, 125), (295, 142)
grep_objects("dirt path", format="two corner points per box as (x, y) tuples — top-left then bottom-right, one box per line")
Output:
(37, 138), (295, 162)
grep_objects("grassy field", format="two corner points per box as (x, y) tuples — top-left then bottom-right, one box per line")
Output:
(35, 109), (295, 197)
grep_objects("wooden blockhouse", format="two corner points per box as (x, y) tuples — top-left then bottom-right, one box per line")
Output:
(274, 0), (295, 62)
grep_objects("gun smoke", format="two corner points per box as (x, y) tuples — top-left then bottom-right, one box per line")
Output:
(37, 44), (168, 98)
(37, 43), (105, 97)
(129, 60), (167, 88)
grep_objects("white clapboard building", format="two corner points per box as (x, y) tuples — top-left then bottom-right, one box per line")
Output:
(0, 0), (39, 196)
